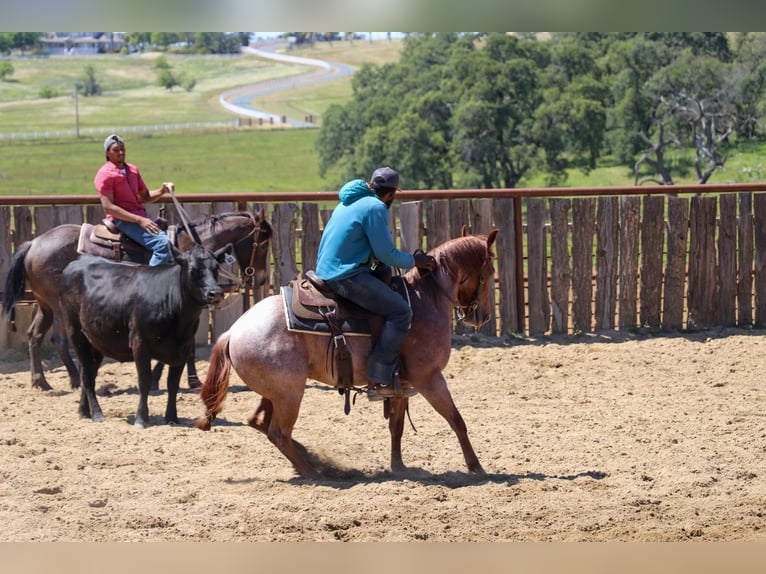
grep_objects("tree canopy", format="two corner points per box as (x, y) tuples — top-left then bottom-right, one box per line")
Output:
(318, 32), (766, 189)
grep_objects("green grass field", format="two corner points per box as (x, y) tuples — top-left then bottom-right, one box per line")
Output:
(2, 38), (766, 196)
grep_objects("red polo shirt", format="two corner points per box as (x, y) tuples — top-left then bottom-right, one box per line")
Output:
(94, 161), (148, 220)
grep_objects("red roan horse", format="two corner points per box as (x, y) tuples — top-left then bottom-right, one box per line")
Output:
(197, 230), (498, 478)
(2, 210), (272, 391)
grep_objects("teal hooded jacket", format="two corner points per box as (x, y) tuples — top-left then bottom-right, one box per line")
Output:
(316, 179), (415, 281)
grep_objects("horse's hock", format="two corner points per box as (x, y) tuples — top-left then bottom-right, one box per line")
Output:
(4, 183), (766, 354)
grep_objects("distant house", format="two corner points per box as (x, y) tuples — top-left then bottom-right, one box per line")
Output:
(40, 32), (126, 55)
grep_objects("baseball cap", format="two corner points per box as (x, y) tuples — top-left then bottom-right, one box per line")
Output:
(104, 134), (124, 151)
(370, 167), (400, 190)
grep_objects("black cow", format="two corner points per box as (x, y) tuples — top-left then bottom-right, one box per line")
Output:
(59, 243), (228, 428)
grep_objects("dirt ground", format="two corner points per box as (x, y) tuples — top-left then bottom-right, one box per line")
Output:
(0, 327), (765, 542)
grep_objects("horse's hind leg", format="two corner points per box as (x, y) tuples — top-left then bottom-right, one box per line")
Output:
(387, 398), (409, 473)
(246, 398), (273, 432)
(26, 305), (54, 391)
(249, 396), (318, 479)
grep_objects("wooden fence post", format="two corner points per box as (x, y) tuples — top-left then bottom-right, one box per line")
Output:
(272, 203), (299, 289)
(527, 198), (549, 335)
(492, 198), (519, 335)
(687, 196), (718, 329)
(549, 198), (571, 334)
(718, 194), (737, 327)
(640, 195), (665, 329)
(595, 196), (618, 331)
(737, 193), (754, 326)
(663, 196), (689, 330)
(618, 196), (640, 330)
(571, 198), (596, 333)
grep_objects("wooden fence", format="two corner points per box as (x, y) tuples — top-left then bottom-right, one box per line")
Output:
(3, 183), (766, 352)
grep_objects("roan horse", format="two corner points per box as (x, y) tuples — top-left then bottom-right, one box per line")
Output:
(1, 210), (272, 391)
(196, 230), (498, 479)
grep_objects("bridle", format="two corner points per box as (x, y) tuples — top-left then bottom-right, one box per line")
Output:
(176, 212), (270, 290)
(228, 213), (271, 288)
(431, 252), (494, 324)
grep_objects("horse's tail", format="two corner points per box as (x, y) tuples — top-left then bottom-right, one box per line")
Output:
(195, 331), (233, 431)
(1, 241), (32, 329)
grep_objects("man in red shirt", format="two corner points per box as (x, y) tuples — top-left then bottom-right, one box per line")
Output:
(95, 134), (173, 265)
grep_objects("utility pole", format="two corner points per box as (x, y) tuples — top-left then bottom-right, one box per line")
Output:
(74, 82), (81, 138)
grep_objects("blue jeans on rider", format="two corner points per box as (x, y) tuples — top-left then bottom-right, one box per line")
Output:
(327, 271), (412, 385)
(113, 219), (172, 266)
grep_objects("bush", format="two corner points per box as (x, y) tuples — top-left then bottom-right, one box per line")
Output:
(38, 87), (58, 98)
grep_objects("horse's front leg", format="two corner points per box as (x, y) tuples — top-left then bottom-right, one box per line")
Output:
(417, 371), (485, 475)
(164, 364), (184, 424)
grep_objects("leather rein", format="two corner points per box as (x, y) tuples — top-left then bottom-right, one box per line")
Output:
(428, 253), (493, 323)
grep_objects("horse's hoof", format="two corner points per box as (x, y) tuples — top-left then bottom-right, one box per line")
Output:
(187, 377), (202, 389)
(134, 420), (147, 429)
(92, 414), (105, 423)
(32, 380), (53, 392)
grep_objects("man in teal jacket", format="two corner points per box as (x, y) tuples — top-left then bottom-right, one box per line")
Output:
(316, 167), (436, 400)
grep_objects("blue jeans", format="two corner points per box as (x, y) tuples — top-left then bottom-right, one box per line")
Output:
(327, 272), (412, 384)
(113, 219), (172, 266)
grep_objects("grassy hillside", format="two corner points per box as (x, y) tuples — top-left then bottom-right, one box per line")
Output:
(2, 39), (766, 195)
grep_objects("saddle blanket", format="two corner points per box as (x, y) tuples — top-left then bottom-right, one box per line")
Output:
(280, 275), (410, 337)
(281, 285), (371, 336)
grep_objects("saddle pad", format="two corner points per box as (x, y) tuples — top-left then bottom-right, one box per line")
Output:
(77, 223), (118, 260)
(281, 285), (371, 336)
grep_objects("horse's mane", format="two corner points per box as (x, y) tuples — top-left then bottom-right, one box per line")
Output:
(405, 234), (492, 297)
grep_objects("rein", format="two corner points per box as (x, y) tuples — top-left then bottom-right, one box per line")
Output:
(427, 254), (491, 323)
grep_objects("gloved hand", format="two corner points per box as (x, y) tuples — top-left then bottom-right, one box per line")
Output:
(413, 252), (437, 271)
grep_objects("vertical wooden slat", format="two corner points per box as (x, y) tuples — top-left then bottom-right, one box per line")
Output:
(301, 203), (320, 274)
(571, 198), (596, 333)
(618, 196), (640, 330)
(640, 195), (665, 329)
(492, 198), (519, 335)
(737, 193), (754, 326)
(717, 194), (737, 326)
(426, 199), (451, 250)
(179, 203), (214, 346)
(398, 201), (423, 254)
(595, 197), (618, 331)
(753, 194), (766, 326)
(449, 199), (470, 238)
(211, 202), (242, 343)
(526, 198), (549, 335)
(663, 196), (689, 330)
(12, 206), (33, 248)
(272, 203), (299, 289)
(549, 198), (571, 334)
(449, 199), (471, 334)
(0, 206), (15, 351)
(471, 199), (496, 335)
(687, 196), (718, 329)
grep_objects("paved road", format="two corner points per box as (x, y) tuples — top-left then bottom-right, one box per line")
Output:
(219, 42), (356, 127)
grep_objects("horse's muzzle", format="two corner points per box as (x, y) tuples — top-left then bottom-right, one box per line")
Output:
(464, 309), (491, 328)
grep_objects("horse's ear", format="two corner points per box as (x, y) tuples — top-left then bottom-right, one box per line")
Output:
(487, 229), (499, 249)
(255, 208), (264, 222)
(461, 224), (469, 237)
